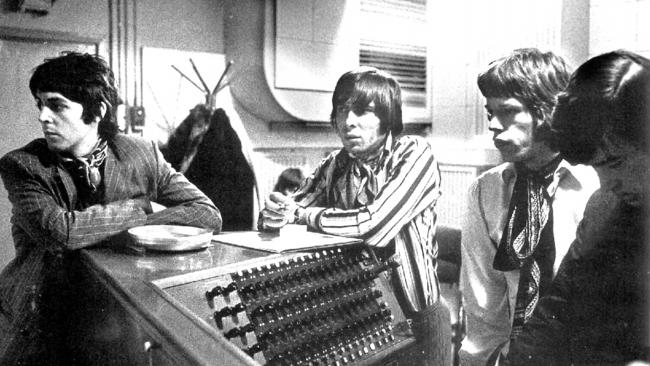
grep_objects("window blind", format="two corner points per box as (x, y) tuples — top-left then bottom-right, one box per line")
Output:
(359, 0), (428, 108)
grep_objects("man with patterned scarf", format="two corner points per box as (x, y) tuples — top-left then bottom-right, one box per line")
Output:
(0, 52), (221, 365)
(259, 67), (449, 365)
(459, 48), (600, 366)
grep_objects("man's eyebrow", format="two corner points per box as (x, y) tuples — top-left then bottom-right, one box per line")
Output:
(488, 103), (521, 110)
(43, 96), (67, 103)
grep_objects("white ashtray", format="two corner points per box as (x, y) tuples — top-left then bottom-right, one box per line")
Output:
(127, 225), (214, 252)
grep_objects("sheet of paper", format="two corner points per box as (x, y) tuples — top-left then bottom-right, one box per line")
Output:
(212, 225), (362, 253)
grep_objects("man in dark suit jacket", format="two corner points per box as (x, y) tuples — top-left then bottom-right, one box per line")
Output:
(507, 50), (650, 365)
(0, 52), (222, 365)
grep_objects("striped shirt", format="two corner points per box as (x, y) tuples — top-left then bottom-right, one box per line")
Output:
(294, 134), (442, 312)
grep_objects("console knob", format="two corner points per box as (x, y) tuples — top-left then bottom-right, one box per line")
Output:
(205, 286), (224, 300)
(215, 306), (234, 318)
(224, 322), (255, 339)
(241, 322), (255, 333)
(223, 282), (238, 295)
(240, 284), (255, 295)
(233, 302), (246, 314)
(252, 306), (265, 317)
(224, 327), (241, 339)
(246, 342), (266, 356)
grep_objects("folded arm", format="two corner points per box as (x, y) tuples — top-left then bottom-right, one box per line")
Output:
(0, 141), (221, 251)
(296, 138), (440, 248)
(145, 140), (221, 230)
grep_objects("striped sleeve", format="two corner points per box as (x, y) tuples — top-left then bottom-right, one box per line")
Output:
(144, 140), (222, 231)
(0, 154), (149, 251)
(0, 137), (221, 251)
(302, 136), (441, 248)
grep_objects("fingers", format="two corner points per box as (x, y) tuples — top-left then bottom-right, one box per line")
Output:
(265, 192), (296, 214)
(264, 199), (285, 214)
(260, 207), (286, 220)
(269, 191), (289, 203)
(259, 192), (298, 232)
(258, 209), (288, 231)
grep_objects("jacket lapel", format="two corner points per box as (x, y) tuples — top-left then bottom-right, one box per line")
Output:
(55, 164), (76, 211)
(103, 140), (126, 203)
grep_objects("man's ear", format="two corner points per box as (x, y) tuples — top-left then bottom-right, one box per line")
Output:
(533, 115), (552, 143)
(99, 102), (107, 119)
(91, 102), (107, 124)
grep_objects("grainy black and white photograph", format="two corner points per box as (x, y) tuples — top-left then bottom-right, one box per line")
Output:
(0, 0), (648, 365)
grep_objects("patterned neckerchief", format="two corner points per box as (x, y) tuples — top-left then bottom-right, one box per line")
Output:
(329, 134), (391, 209)
(59, 139), (108, 193)
(493, 155), (562, 338)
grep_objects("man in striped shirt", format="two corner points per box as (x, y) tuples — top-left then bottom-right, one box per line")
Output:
(259, 67), (449, 364)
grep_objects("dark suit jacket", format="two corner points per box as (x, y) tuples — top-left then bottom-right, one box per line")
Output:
(508, 189), (647, 365)
(0, 134), (221, 364)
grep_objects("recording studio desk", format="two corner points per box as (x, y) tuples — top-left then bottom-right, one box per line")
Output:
(75, 241), (268, 366)
(73, 233), (423, 366)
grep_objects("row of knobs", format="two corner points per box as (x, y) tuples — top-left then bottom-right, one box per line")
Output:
(206, 257), (391, 305)
(220, 264), (381, 309)
(263, 311), (394, 365)
(237, 259), (365, 298)
(232, 250), (362, 282)
(206, 259), (361, 304)
(251, 287), (382, 319)
(251, 287), (384, 331)
(254, 299), (390, 356)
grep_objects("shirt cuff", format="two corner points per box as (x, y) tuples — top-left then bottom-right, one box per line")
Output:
(300, 207), (325, 229)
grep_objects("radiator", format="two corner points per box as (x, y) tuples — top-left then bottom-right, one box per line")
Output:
(437, 165), (479, 227)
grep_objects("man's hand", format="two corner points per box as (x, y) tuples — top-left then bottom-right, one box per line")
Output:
(258, 192), (299, 232)
(134, 197), (166, 214)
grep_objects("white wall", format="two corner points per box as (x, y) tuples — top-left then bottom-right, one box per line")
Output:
(589, 0), (650, 58)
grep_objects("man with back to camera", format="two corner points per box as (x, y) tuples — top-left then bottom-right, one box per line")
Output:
(259, 66), (450, 365)
(508, 49), (650, 365)
(458, 48), (600, 365)
(0, 52), (221, 365)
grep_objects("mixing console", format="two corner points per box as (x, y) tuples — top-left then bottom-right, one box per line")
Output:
(155, 245), (420, 365)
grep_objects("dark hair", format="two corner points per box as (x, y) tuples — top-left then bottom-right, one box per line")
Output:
(477, 48), (572, 141)
(274, 168), (304, 194)
(330, 67), (403, 136)
(549, 50), (650, 164)
(29, 52), (120, 140)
